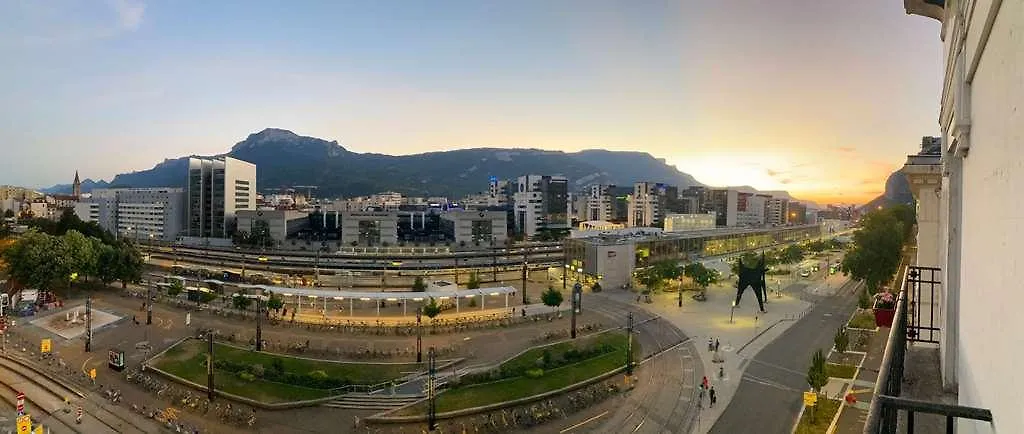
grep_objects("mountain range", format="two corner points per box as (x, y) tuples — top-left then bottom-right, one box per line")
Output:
(860, 169), (914, 211)
(44, 128), (821, 203)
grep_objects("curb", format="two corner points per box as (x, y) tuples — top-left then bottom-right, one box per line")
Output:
(0, 353), (86, 399)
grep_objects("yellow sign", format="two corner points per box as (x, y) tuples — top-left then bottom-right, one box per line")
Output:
(40, 339), (51, 353)
(32, 425), (43, 434)
(803, 391), (818, 407)
(89, 368), (97, 380)
(16, 415), (30, 434)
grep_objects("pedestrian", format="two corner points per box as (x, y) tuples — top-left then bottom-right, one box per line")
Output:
(719, 366), (725, 379)
(698, 387), (705, 408)
(708, 338), (714, 352)
(715, 338), (720, 352)
(709, 386), (717, 407)
(702, 375), (708, 390)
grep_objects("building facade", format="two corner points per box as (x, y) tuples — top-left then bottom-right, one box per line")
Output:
(513, 175), (569, 237)
(75, 188), (186, 241)
(767, 197), (790, 226)
(340, 212), (399, 246)
(663, 213), (717, 232)
(787, 202), (807, 225)
(900, 2), (1024, 431)
(186, 157), (256, 239)
(627, 182), (661, 228)
(236, 210), (310, 245)
(440, 210), (508, 245)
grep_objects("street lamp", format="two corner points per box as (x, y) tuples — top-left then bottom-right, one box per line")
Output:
(416, 308), (423, 363)
(571, 282), (582, 339)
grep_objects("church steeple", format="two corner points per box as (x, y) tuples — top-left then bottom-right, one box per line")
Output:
(72, 170), (82, 198)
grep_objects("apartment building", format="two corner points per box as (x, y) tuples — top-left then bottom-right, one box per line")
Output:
(75, 188), (186, 241)
(513, 175), (569, 238)
(767, 197), (790, 226)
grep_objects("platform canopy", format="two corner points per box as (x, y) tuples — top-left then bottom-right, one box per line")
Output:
(233, 283), (516, 301)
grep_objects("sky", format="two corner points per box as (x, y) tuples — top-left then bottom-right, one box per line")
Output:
(0, 0), (943, 205)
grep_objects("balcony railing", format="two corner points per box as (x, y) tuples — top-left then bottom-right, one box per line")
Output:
(864, 265), (993, 433)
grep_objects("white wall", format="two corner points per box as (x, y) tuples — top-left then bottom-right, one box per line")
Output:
(942, 1), (1024, 432)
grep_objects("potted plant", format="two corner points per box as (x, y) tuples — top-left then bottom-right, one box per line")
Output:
(872, 291), (896, 328)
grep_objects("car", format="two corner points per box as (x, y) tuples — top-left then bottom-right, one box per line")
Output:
(799, 270), (811, 278)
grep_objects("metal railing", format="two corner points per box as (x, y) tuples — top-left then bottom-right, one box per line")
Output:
(864, 265), (993, 433)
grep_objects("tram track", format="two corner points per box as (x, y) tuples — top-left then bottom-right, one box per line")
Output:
(0, 356), (151, 433)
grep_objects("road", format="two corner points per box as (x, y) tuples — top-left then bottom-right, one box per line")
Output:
(536, 297), (701, 434)
(709, 279), (860, 434)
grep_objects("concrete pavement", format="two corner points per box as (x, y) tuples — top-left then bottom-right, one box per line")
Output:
(708, 277), (860, 434)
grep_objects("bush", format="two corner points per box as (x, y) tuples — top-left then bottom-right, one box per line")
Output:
(542, 349), (552, 367)
(250, 363), (265, 378)
(271, 359), (284, 375)
(238, 372), (256, 382)
(525, 368), (545, 379)
(858, 288), (871, 309)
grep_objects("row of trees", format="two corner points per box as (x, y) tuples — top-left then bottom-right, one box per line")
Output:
(635, 260), (721, 295)
(2, 229), (143, 290)
(840, 204), (916, 293)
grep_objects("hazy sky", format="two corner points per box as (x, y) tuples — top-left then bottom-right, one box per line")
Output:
(0, 1), (942, 204)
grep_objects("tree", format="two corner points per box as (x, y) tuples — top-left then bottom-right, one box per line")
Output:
(266, 291), (284, 315)
(466, 272), (480, 289)
(684, 262), (720, 297)
(636, 260), (679, 293)
(422, 298), (442, 320)
(232, 293), (252, 310)
(60, 230), (97, 282)
(411, 276), (427, 292)
(834, 327), (849, 354)
(113, 242), (144, 288)
(807, 349), (828, 393)
(781, 244), (805, 264)
(95, 243), (120, 285)
(806, 349), (829, 421)
(841, 209), (903, 293)
(540, 287), (564, 312)
(1, 230), (60, 289)
(167, 279), (184, 297)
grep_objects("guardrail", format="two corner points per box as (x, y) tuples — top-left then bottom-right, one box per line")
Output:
(863, 265), (993, 433)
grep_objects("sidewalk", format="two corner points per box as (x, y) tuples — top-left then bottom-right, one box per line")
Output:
(592, 276), (822, 434)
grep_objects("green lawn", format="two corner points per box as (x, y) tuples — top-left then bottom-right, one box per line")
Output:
(499, 333), (627, 375)
(847, 310), (876, 329)
(396, 333), (633, 415)
(827, 363), (858, 379)
(794, 398), (841, 434)
(152, 339), (419, 403)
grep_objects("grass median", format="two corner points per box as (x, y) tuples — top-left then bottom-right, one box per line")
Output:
(794, 398), (841, 434)
(847, 310), (876, 330)
(396, 332), (634, 415)
(152, 339), (419, 403)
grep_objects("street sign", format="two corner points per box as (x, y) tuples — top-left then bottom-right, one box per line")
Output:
(16, 415), (30, 434)
(16, 392), (24, 415)
(40, 339), (51, 353)
(803, 391), (818, 407)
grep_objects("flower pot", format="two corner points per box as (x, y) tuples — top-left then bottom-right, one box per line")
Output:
(873, 307), (895, 328)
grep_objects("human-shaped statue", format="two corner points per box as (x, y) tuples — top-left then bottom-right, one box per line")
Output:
(734, 252), (768, 313)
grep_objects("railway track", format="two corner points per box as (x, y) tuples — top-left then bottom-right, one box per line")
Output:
(0, 356), (154, 433)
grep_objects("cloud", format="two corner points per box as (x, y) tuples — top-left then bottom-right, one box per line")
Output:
(779, 178), (792, 184)
(765, 169), (780, 177)
(108, 0), (145, 31)
(837, 146), (855, 153)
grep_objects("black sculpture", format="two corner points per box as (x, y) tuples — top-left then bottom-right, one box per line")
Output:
(734, 253), (768, 313)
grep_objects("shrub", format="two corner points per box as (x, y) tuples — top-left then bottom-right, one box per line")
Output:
(834, 328), (849, 354)
(271, 359), (284, 375)
(525, 368), (545, 379)
(250, 363), (265, 378)
(238, 372), (256, 382)
(858, 288), (871, 309)
(542, 349), (553, 367)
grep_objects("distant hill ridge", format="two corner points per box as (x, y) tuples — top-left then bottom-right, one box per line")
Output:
(44, 128), (818, 202)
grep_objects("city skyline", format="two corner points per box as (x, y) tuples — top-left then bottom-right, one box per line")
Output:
(1, 1), (942, 204)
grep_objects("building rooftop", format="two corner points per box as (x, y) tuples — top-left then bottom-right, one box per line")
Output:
(571, 223), (821, 246)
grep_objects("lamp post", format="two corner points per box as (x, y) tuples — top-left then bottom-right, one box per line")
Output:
(571, 282), (582, 339)
(521, 258), (528, 305)
(416, 308), (423, 363)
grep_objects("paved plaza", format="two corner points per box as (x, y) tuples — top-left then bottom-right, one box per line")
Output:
(30, 305), (122, 340)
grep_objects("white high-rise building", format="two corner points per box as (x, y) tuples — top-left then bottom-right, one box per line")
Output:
(627, 182), (661, 228)
(186, 156), (256, 238)
(75, 188), (186, 241)
(767, 197), (790, 226)
(513, 175), (569, 237)
(585, 184), (615, 222)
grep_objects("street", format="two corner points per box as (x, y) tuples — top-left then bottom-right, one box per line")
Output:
(709, 279), (860, 434)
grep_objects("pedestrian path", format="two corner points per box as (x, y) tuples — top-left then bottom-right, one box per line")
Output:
(832, 324), (888, 433)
